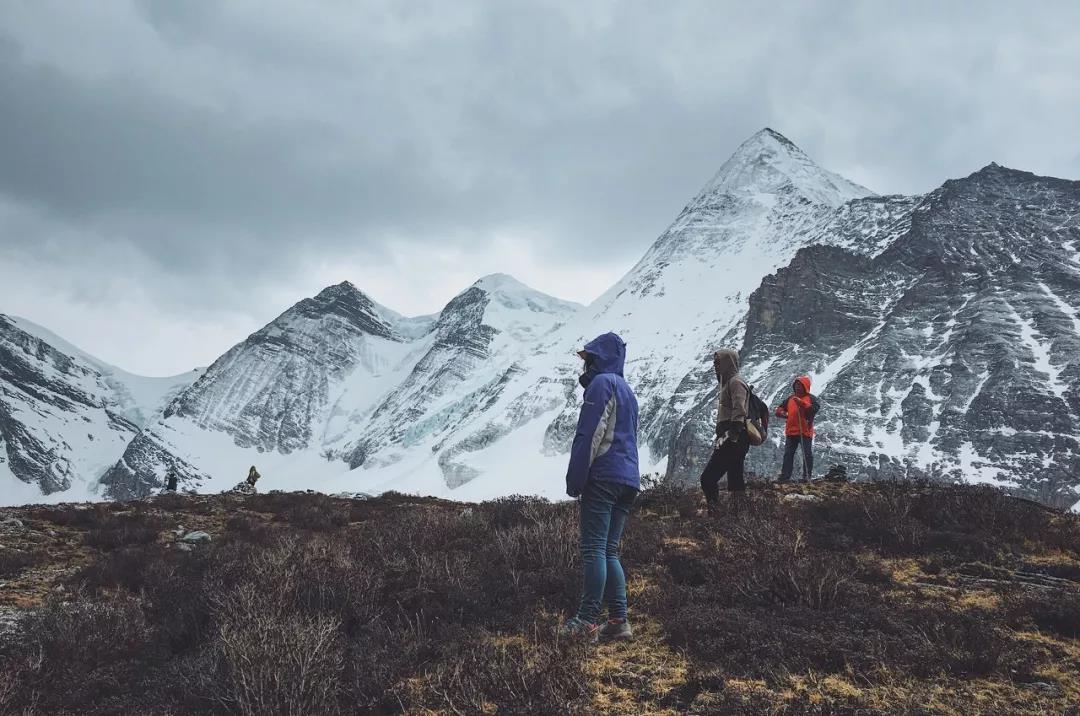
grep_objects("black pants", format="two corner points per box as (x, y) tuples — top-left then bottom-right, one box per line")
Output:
(700, 438), (750, 502)
(780, 435), (813, 481)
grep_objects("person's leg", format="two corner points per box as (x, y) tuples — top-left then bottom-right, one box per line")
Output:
(576, 481), (616, 626)
(801, 436), (814, 481)
(727, 439), (750, 492)
(779, 436), (799, 482)
(602, 484), (637, 621)
(699, 449), (726, 506)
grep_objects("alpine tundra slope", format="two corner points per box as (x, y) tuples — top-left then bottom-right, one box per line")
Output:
(4, 128), (1079, 507)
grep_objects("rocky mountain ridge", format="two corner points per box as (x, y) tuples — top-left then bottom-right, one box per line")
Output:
(4, 129), (1080, 508)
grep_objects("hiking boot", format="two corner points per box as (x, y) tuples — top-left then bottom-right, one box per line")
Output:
(557, 617), (598, 641)
(599, 618), (633, 642)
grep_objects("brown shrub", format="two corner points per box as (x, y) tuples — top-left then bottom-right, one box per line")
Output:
(0, 549), (47, 579)
(82, 511), (169, 550)
(0, 597), (154, 714)
(811, 485), (930, 555)
(636, 477), (700, 518)
(1006, 588), (1080, 638)
(281, 502), (348, 531)
(202, 585), (345, 716)
(404, 628), (590, 714)
(3, 484), (1074, 715)
(26, 503), (109, 528)
(150, 492), (193, 512)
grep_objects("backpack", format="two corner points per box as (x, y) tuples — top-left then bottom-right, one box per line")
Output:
(806, 394), (821, 423)
(745, 385), (770, 446)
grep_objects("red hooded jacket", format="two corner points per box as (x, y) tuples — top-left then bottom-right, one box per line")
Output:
(775, 376), (815, 438)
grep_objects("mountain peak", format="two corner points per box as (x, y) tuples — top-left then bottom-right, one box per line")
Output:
(748, 127), (801, 151)
(481, 274), (581, 305)
(471, 273), (534, 295)
(693, 128), (873, 208)
(942, 163), (1042, 195)
(281, 281), (401, 341)
(315, 280), (364, 299)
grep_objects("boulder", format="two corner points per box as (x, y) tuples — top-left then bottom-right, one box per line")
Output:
(180, 531), (212, 543)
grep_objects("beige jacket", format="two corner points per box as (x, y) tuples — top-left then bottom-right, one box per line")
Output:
(713, 349), (749, 433)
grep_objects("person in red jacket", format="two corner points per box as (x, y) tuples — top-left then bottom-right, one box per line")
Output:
(775, 376), (819, 483)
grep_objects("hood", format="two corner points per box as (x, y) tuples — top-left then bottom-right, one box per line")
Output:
(793, 375), (812, 394)
(578, 332), (627, 387)
(713, 349), (740, 381)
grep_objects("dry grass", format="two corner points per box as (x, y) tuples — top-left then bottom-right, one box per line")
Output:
(0, 482), (1077, 714)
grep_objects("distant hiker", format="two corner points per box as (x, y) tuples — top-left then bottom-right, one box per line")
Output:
(775, 376), (819, 483)
(560, 332), (640, 642)
(699, 349), (751, 511)
(165, 471), (178, 492)
(246, 465), (261, 488)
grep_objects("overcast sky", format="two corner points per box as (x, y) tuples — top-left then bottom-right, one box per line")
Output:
(1, 1), (1079, 375)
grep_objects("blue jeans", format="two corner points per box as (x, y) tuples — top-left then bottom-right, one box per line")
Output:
(576, 479), (638, 624)
(780, 435), (814, 481)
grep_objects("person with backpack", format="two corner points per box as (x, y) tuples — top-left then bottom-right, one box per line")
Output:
(560, 332), (640, 642)
(699, 349), (753, 510)
(775, 376), (819, 483)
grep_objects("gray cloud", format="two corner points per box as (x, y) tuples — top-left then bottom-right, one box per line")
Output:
(1, 1), (1079, 373)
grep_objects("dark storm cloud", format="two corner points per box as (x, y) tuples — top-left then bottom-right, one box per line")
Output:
(0, 2), (771, 271)
(1, 0), (1079, 373)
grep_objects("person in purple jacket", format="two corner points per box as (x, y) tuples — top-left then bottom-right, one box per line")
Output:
(559, 332), (640, 642)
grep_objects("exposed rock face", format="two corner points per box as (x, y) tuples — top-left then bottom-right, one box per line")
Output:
(669, 164), (1080, 507)
(0, 315), (195, 501)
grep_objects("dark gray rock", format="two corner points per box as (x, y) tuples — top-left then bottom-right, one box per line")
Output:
(180, 531), (212, 543)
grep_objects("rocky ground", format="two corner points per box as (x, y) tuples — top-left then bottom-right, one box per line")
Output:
(0, 482), (1078, 715)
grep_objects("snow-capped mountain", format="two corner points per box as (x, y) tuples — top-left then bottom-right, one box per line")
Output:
(0, 315), (196, 504)
(298, 129), (918, 499)
(700, 163), (1080, 507)
(100, 275), (580, 498)
(9, 127), (1080, 507)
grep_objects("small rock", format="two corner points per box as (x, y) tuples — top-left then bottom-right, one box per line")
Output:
(332, 491), (373, 500)
(225, 482), (257, 496)
(180, 531), (212, 543)
(0, 517), (24, 530)
(783, 493), (820, 503)
(175, 543), (194, 552)
(460, 507), (475, 518)
(1022, 681), (1061, 695)
(822, 464), (848, 483)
